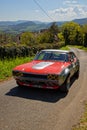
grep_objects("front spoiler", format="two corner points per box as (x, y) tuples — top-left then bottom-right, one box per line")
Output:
(16, 77), (60, 89)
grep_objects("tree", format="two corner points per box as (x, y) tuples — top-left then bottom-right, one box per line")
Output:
(75, 31), (83, 45)
(0, 32), (16, 45)
(36, 31), (51, 43)
(82, 24), (87, 47)
(20, 32), (35, 46)
(58, 32), (64, 42)
(62, 28), (70, 45)
(36, 23), (59, 44)
(48, 22), (59, 42)
(62, 22), (83, 45)
(84, 33), (87, 47)
(49, 22), (59, 35)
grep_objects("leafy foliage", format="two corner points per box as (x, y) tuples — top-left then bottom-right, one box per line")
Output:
(0, 32), (16, 45)
(82, 24), (87, 47)
(20, 32), (35, 45)
(0, 46), (33, 60)
(36, 22), (59, 43)
(62, 22), (83, 45)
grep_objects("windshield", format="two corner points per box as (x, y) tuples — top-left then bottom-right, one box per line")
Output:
(34, 51), (68, 62)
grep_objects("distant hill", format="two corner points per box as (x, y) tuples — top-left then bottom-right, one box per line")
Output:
(0, 18), (87, 33)
(73, 18), (87, 25)
(10, 21), (48, 32)
(0, 20), (48, 33)
(0, 20), (29, 26)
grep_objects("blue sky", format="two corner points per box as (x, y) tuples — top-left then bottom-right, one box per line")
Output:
(0, 0), (87, 22)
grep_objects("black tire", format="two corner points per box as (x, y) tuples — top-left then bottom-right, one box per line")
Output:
(75, 69), (79, 79)
(60, 76), (70, 93)
(16, 81), (23, 87)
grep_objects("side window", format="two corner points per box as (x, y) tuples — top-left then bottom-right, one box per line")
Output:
(68, 52), (76, 62)
(71, 52), (76, 59)
(71, 53), (74, 59)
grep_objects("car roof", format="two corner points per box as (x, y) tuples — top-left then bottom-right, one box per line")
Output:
(41, 49), (71, 53)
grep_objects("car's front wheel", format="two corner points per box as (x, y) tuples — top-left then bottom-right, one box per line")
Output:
(16, 81), (23, 87)
(75, 69), (79, 79)
(60, 76), (71, 93)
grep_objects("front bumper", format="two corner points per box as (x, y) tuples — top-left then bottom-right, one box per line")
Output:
(16, 77), (60, 89)
(12, 71), (65, 89)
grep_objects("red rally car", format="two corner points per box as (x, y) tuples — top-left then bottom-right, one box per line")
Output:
(12, 49), (80, 92)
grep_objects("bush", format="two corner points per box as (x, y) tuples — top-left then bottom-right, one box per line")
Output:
(0, 41), (65, 60)
(0, 46), (32, 60)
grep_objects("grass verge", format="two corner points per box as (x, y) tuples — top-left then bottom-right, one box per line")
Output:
(69, 45), (87, 51)
(60, 45), (70, 50)
(0, 56), (33, 82)
(72, 103), (87, 130)
(72, 45), (87, 130)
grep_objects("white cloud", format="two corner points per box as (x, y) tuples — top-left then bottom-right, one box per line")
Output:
(49, 7), (76, 21)
(48, 3), (87, 21)
(33, 0), (87, 22)
(73, 5), (87, 18)
(72, 1), (78, 4)
(64, 0), (78, 5)
(64, 0), (71, 4)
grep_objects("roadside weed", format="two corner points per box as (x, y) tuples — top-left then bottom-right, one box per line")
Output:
(0, 57), (33, 81)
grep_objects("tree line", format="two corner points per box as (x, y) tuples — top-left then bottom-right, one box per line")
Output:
(0, 22), (87, 60)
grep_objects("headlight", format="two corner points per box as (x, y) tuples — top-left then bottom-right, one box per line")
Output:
(47, 74), (59, 80)
(12, 71), (23, 77)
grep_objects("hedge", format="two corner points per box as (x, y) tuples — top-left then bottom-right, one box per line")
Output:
(0, 46), (34, 60)
(0, 42), (65, 60)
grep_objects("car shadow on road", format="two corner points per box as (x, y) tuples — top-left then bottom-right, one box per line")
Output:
(6, 86), (68, 103)
(5, 77), (76, 103)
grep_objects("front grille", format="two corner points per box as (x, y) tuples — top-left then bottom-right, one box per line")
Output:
(23, 73), (47, 80)
(12, 71), (47, 80)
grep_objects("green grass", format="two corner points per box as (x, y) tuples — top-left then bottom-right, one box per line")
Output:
(60, 45), (70, 50)
(72, 104), (87, 130)
(0, 56), (33, 81)
(69, 45), (87, 51)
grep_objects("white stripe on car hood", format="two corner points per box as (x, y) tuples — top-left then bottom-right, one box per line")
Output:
(32, 62), (54, 70)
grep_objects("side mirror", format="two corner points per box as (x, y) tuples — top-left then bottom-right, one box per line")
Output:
(70, 58), (74, 62)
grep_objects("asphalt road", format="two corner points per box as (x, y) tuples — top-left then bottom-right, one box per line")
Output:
(0, 49), (87, 130)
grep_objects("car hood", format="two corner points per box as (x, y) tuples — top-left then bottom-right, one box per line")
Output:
(13, 60), (70, 74)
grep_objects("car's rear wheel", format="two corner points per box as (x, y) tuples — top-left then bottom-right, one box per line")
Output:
(60, 76), (70, 93)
